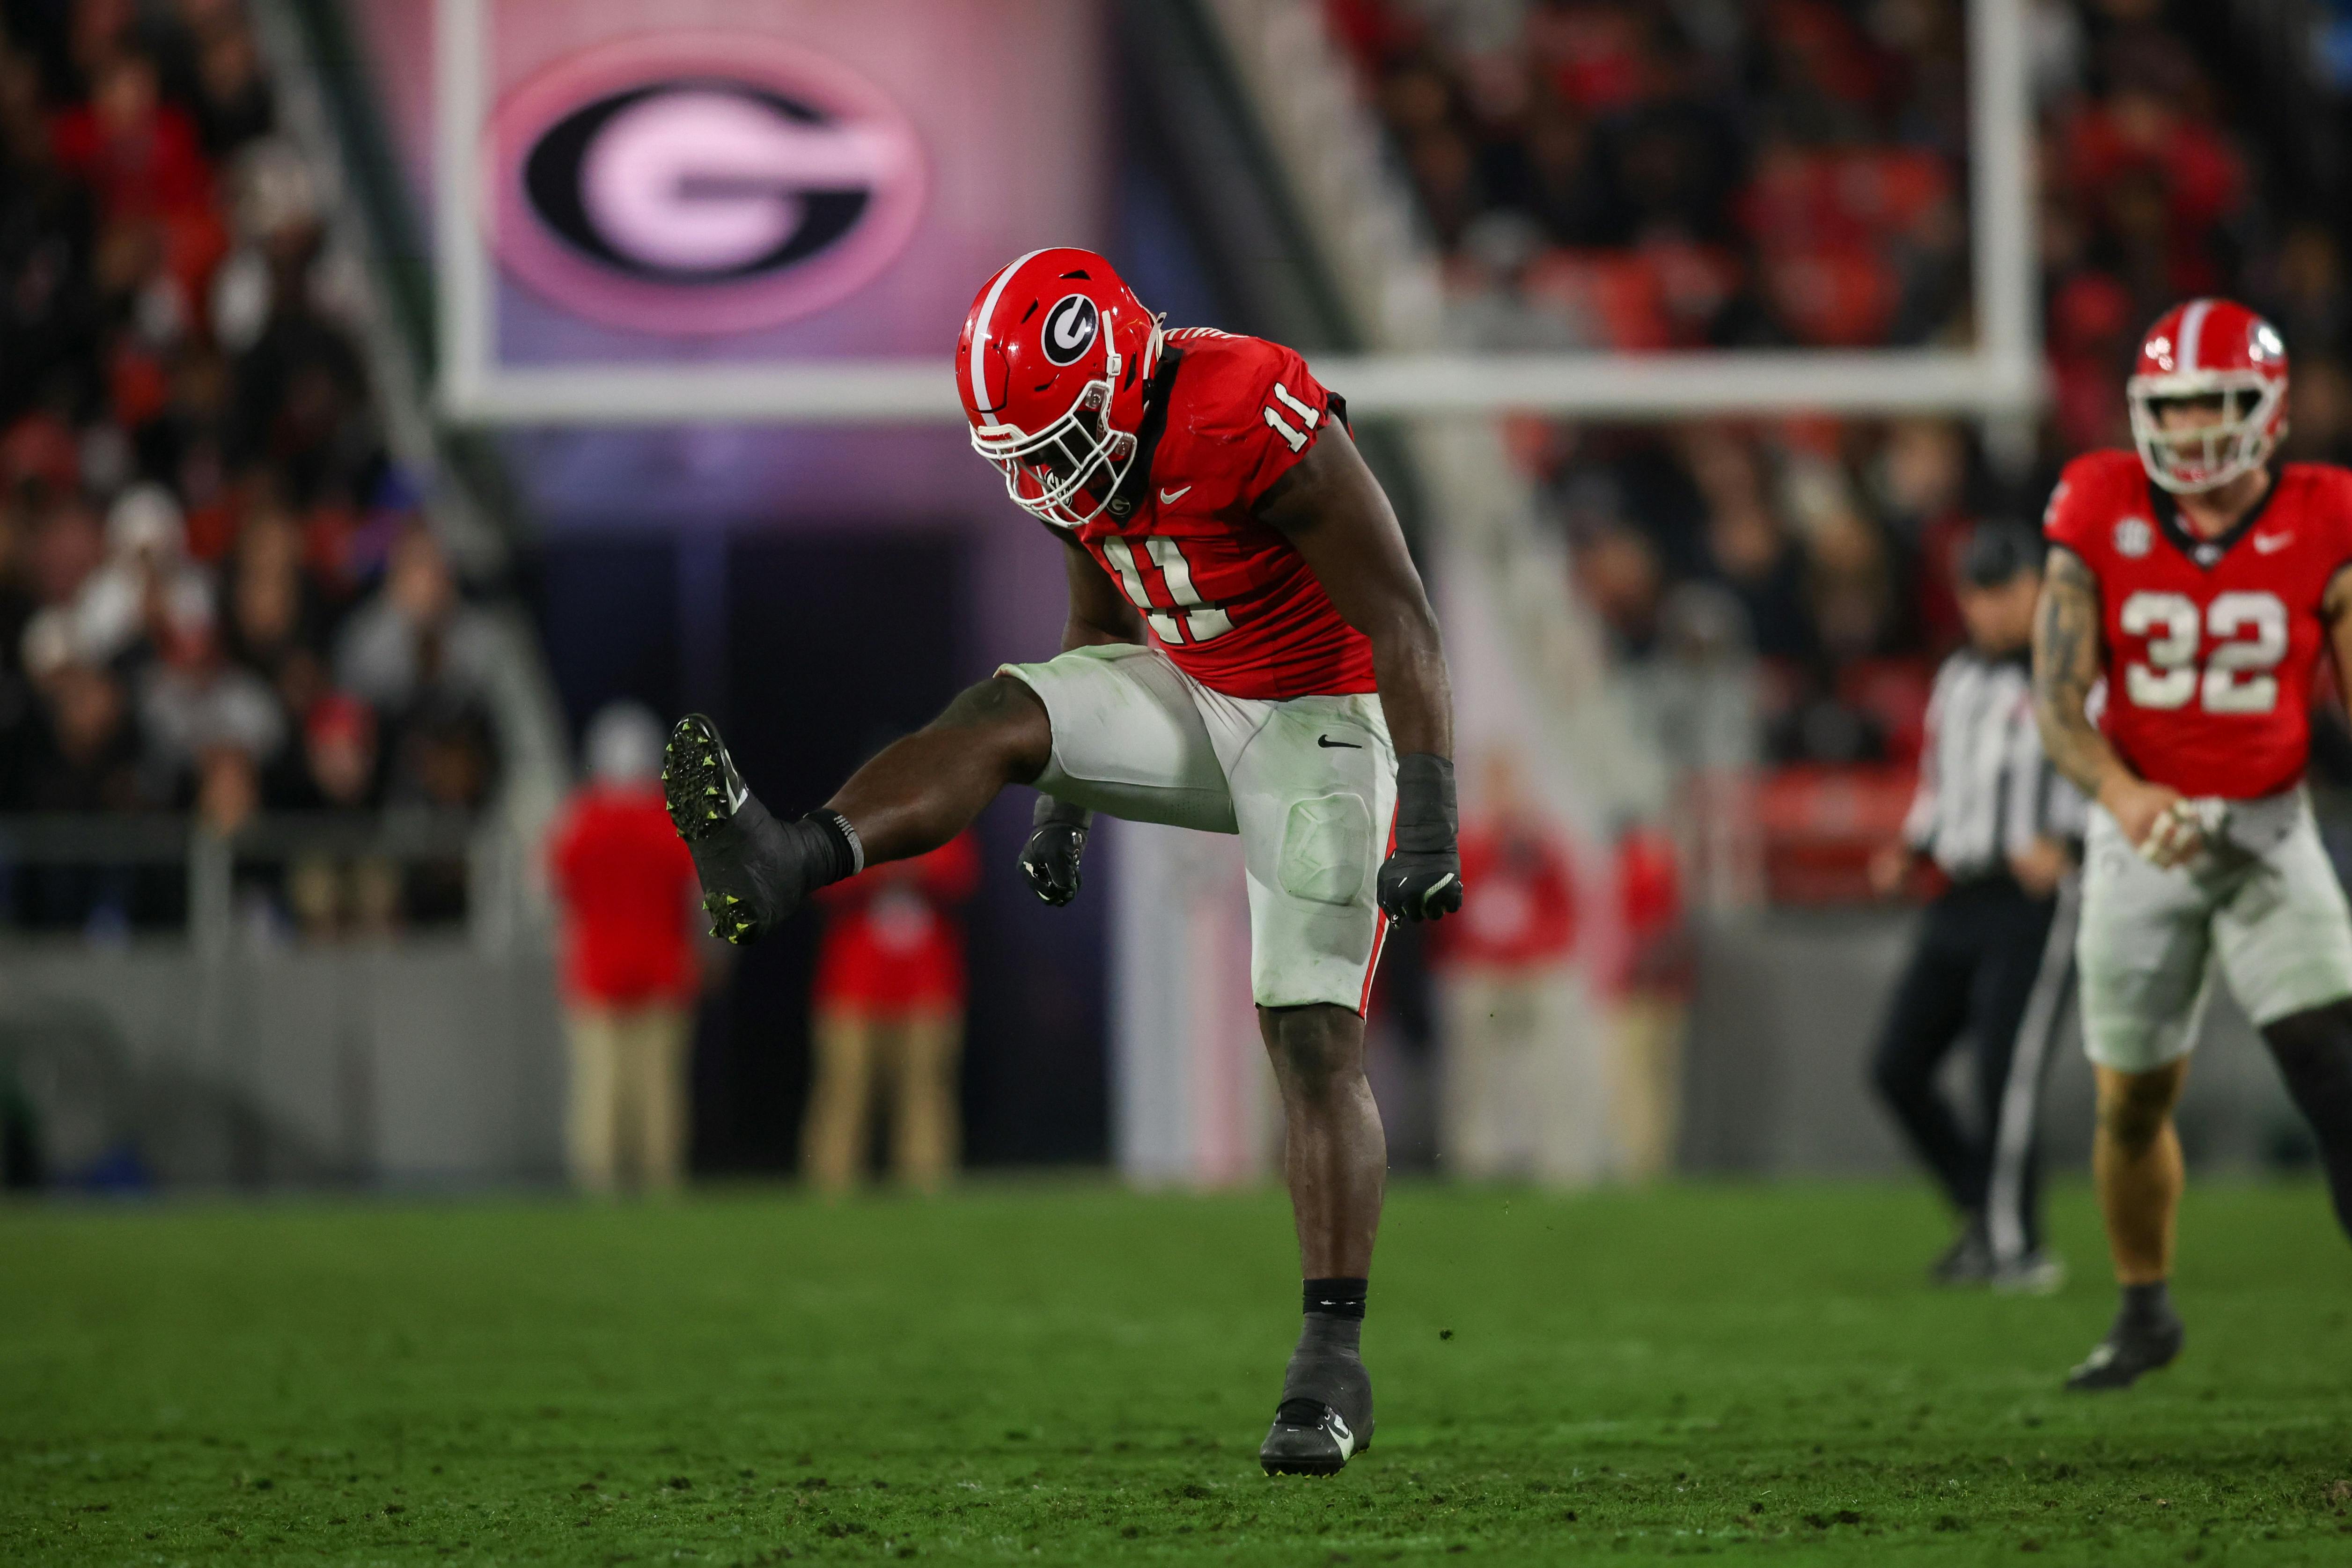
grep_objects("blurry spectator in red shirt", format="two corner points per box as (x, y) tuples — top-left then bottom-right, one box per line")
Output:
(802, 832), (979, 1194)
(1427, 750), (1605, 1183)
(547, 701), (699, 1196)
(1603, 820), (1692, 1180)
(48, 51), (224, 302)
(48, 52), (213, 222)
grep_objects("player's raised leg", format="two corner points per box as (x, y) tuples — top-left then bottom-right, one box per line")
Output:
(2069, 1059), (2189, 1390)
(1258, 1001), (1383, 1475)
(664, 677), (1051, 943)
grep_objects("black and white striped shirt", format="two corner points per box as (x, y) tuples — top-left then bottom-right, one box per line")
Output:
(1904, 650), (2087, 880)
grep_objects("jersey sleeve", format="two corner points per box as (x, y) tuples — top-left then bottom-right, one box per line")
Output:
(2040, 454), (2112, 561)
(1188, 338), (1341, 510)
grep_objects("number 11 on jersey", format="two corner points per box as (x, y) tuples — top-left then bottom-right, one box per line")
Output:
(1098, 537), (1234, 644)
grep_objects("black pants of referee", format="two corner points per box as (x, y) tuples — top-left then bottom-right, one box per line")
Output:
(1869, 873), (2077, 1259)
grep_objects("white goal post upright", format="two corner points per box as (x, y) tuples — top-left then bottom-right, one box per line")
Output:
(431, 0), (2040, 426)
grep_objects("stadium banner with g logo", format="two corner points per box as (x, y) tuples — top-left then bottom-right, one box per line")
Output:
(486, 30), (929, 337)
(353, 0), (1107, 420)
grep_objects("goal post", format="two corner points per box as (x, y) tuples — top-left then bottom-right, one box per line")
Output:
(429, 0), (2040, 426)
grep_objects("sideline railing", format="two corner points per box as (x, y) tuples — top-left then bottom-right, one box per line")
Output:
(0, 812), (527, 957)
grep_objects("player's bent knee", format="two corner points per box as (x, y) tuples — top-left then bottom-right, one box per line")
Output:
(2096, 1068), (2182, 1153)
(932, 676), (1052, 781)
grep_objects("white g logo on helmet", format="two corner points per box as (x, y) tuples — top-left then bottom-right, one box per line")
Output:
(1041, 294), (1100, 366)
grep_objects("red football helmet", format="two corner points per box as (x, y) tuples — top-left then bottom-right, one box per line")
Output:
(956, 248), (1164, 528)
(2126, 297), (2289, 493)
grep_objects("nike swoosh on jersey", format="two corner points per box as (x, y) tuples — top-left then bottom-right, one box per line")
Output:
(1316, 736), (1363, 749)
(2253, 532), (2294, 552)
(1159, 486), (1192, 504)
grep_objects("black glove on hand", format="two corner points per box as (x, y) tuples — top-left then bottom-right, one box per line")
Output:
(1019, 795), (1093, 907)
(1377, 753), (1463, 922)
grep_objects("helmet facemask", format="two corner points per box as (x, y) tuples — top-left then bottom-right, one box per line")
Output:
(2127, 371), (2285, 494)
(970, 377), (1138, 529)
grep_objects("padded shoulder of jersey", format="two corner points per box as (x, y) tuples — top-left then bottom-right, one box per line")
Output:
(2042, 449), (2146, 554)
(2277, 461), (2352, 513)
(1163, 330), (1320, 440)
(2277, 462), (2352, 562)
(1153, 329), (1334, 511)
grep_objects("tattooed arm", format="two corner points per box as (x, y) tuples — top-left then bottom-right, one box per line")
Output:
(2032, 544), (2184, 852)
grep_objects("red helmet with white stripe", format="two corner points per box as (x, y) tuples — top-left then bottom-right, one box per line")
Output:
(956, 248), (1163, 528)
(2126, 297), (2289, 494)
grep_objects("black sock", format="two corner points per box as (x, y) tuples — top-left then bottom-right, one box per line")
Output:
(2119, 1280), (2173, 1328)
(1304, 1277), (1367, 1320)
(794, 810), (862, 886)
(1295, 1278), (1367, 1359)
(1282, 1280), (1372, 1428)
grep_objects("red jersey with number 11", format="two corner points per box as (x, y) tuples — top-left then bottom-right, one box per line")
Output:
(1066, 329), (1376, 701)
(2042, 449), (2352, 799)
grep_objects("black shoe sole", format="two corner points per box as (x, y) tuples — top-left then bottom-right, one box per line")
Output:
(662, 715), (766, 945)
(662, 714), (747, 844)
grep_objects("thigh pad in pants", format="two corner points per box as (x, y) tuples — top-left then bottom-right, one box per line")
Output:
(1194, 682), (1397, 1012)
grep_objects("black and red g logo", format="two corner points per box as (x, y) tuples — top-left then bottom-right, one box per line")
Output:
(488, 33), (927, 335)
(1040, 295), (1100, 366)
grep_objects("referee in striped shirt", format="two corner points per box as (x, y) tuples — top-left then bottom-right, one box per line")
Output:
(1867, 524), (2086, 1293)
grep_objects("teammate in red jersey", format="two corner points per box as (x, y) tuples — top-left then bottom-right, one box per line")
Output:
(2035, 297), (2352, 1390)
(662, 249), (1461, 1473)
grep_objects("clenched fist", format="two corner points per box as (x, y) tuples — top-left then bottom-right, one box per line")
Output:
(1377, 753), (1464, 922)
(1019, 795), (1092, 906)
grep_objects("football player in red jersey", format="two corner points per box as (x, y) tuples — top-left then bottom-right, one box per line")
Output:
(2034, 298), (2352, 1390)
(663, 249), (1461, 1473)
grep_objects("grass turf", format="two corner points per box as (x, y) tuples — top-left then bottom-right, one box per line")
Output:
(5, 1181), (2352, 1565)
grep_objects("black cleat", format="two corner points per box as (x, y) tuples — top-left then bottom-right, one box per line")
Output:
(2065, 1312), (2184, 1392)
(661, 714), (814, 945)
(1259, 1398), (1370, 1477)
(1260, 1339), (1374, 1477)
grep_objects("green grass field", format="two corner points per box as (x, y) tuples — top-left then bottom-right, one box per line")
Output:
(6, 1181), (2352, 1566)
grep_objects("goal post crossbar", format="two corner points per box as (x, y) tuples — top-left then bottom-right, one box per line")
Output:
(432, 0), (2039, 427)
(441, 351), (2042, 426)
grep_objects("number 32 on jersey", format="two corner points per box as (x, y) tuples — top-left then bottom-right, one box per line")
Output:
(2119, 589), (2288, 714)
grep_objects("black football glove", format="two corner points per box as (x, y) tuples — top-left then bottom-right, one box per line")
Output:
(1019, 795), (1093, 907)
(1377, 752), (1463, 922)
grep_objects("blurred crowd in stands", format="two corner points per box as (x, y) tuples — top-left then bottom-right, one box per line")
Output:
(1335, 0), (2352, 896)
(0, 0), (497, 935)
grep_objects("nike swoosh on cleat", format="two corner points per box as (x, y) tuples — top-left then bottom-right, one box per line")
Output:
(1159, 486), (1192, 504)
(1317, 736), (1362, 749)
